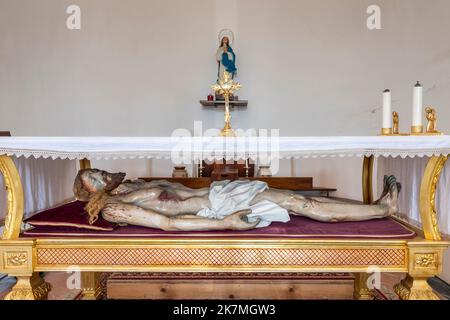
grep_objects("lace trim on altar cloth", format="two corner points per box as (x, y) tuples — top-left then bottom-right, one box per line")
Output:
(0, 148), (449, 160)
(1, 136), (450, 160)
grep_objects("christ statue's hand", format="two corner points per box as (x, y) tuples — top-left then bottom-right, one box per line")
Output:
(223, 209), (260, 230)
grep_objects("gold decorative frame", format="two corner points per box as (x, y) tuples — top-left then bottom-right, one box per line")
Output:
(419, 155), (448, 241)
(0, 154), (449, 300)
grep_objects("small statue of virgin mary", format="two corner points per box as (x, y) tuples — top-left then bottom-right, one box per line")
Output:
(216, 29), (237, 80)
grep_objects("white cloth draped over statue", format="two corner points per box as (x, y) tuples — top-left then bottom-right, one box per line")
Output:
(196, 180), (290, 228)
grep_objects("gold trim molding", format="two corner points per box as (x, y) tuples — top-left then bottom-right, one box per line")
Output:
(35, 247), (407, 270)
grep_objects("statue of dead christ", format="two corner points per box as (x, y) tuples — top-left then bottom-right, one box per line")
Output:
(74, 169), (401, 231)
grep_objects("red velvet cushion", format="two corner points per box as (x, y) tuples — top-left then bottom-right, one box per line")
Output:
(25, 201), (116, 231)
(23, 210), (415, 239)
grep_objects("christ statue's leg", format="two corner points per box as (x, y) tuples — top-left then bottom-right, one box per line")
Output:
(255, 175), (400, 222)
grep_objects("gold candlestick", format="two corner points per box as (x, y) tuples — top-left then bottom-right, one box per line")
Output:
(381, 128), (393, 135)
(410, 125), (424, 135)
(212, 71), (242, 137)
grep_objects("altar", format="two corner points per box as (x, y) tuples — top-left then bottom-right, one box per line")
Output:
(0, 135), (449, 300)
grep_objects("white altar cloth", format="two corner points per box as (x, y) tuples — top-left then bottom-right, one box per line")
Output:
(0, 136), (450, 160)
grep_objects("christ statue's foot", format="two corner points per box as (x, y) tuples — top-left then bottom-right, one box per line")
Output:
(373, 175), (400, 205)
(378, 175), (401, 215)
(373, 175), (390, 205)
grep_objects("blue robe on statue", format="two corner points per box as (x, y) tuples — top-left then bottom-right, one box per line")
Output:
(217, 46), (237, 79)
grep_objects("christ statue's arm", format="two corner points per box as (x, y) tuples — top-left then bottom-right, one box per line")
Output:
(101, 203), (259, 231)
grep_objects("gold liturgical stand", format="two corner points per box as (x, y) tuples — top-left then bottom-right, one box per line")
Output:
(0, 150), (449, 300)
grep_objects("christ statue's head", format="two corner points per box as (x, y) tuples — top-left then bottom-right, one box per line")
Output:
(73, 169), (126, 201)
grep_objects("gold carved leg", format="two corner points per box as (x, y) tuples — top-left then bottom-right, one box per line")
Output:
(4, 273), (51, 300)
(353, 273), (373, 300)
(394, 275), (439, 300)
(81, 272), (102, 300)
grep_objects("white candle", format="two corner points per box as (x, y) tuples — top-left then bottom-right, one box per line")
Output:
(412, 81), (423, 127)
(382, 89), (392, 129)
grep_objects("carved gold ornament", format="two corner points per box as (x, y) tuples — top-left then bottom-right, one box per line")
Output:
(6, 251), (28, 266)
(414, 253), (436, 268)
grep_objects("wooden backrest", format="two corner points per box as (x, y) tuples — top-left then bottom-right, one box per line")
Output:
(199, 159), (255, 178)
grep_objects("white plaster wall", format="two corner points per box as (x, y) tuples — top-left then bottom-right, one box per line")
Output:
(1, 0), (450, 281)
(1, 0), (450, 136)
